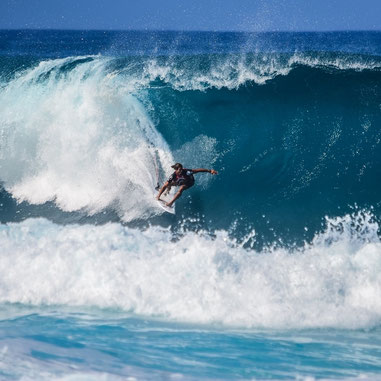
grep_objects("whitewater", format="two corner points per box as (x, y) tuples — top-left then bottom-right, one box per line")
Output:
(0, 30), (381, 379)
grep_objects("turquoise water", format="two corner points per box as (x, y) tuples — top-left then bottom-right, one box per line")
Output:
(2, 306), (381, 380)
(1, 30), (381, 379)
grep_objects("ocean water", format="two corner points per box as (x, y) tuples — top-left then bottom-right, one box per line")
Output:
(0, 30), (381, 380)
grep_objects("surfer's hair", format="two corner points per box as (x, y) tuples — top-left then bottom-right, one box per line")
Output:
(171, 163), (183, 170)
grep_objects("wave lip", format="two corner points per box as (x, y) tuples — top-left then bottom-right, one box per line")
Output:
(0, 212), (381, 329)
(138, 52), (381, 91)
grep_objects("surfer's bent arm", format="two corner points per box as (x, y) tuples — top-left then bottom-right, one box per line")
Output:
(191, 168), (218, 175)
(156, 181), (170, 200)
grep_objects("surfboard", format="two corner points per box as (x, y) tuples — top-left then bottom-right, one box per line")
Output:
(155, 187), (175, 214)
(156, 198), (175, 214)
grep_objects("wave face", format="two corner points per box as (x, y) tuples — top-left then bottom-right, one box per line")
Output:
(0, 30), (381, 245)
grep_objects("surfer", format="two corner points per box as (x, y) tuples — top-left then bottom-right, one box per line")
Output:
(156, 163), (218, 207)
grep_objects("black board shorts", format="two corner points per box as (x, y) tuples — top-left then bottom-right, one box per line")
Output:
(176, 177), (195, 189)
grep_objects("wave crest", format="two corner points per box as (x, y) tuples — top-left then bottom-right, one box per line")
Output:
(135, 52), (381, 90)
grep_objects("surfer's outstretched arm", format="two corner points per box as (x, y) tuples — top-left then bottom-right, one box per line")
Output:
(191, 168), (218, 175)
(156, 181), (170, 200)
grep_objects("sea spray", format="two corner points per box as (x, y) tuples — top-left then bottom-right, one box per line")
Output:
(0, 57), (173, 221)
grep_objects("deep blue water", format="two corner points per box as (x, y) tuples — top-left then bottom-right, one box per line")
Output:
(1, 30), (381, 379)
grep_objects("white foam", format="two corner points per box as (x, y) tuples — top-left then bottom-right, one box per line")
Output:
(0, 212), (381, 329)
(142, 55), (287, 90)
(137, 53), (380, 91)
(0, 57), (173, 221)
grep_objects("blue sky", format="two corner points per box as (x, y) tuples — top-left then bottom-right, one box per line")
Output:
(1, 0), (380, 31)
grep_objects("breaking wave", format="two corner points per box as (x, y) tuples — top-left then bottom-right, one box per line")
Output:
(0, 211), (381, 329)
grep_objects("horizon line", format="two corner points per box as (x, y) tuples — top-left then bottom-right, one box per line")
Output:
(1, 28), (381, 34)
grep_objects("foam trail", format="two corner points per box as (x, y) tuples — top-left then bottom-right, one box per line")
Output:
(0, 57), (173, 221)
(1, 212), (381, 329)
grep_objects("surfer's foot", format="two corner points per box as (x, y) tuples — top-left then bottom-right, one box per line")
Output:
(166, 202), (173, 207)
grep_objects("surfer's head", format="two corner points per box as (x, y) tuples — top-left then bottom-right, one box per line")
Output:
(171, 163), (183, 170)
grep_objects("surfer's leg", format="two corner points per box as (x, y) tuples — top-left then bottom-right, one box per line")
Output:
(164, 184), (172, 196)
(166, 185), (187, 207)
(156, 181), (170, 200)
